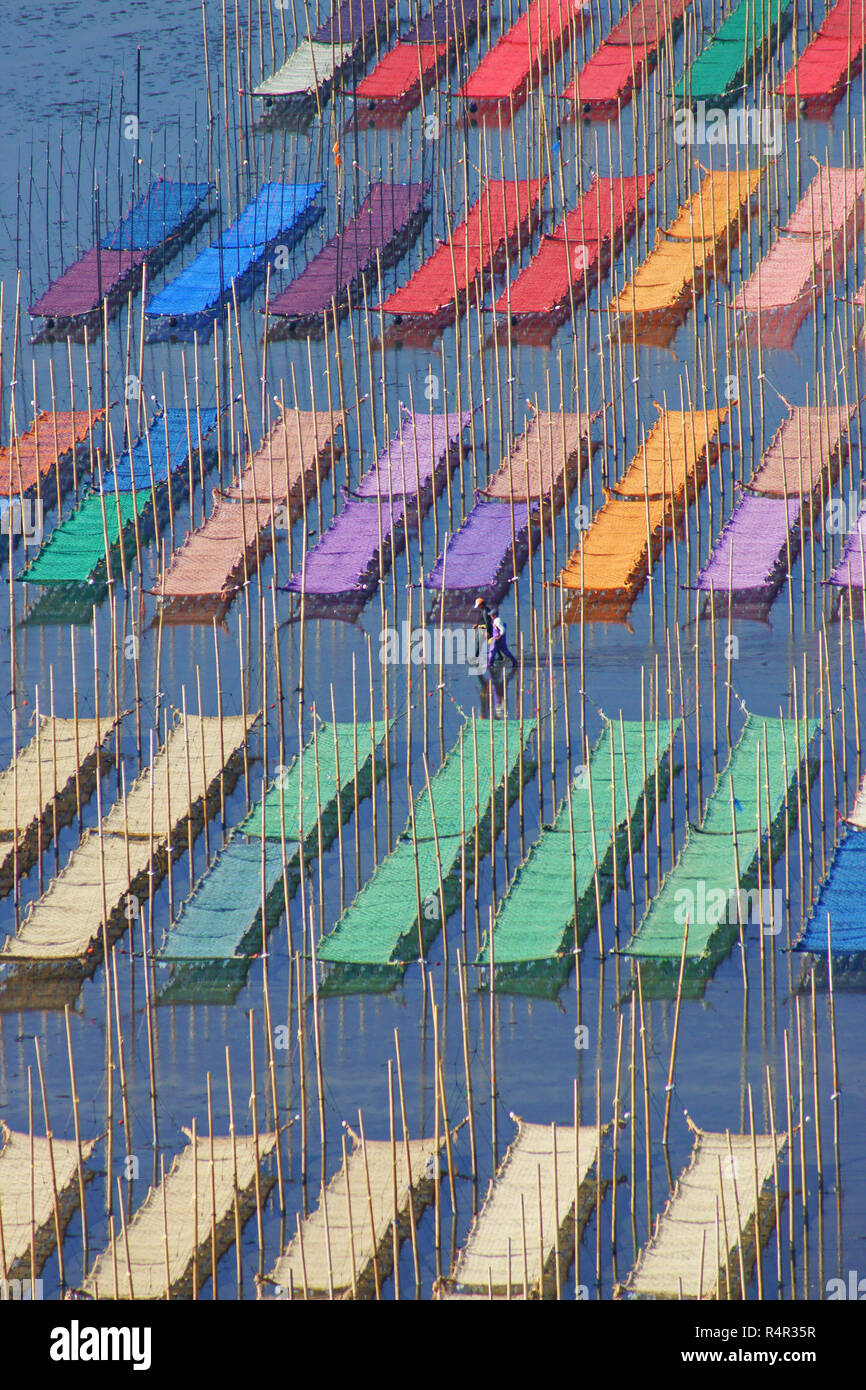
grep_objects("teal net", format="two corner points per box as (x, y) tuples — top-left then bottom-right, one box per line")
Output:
(318, 717), (535, 967)
(477, 718), (679, 967)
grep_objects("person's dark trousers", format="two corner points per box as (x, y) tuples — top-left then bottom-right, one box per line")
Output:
(488, 636), (518, 670)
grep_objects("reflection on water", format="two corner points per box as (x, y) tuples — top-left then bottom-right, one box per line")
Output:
(0, 0), (862, 1299)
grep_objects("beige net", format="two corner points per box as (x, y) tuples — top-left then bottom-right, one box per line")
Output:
(751, 404), (856, 497)
(225, 409), (341, 505)
(618, 1129), (786, 1299)
(84, 1129), (276, 1299)
(848, 769), (866, 827)
(100, 714), (252, 840)
(0, 716), (116, 839)
(0, 1122), (96, 1275)
(269, 1134), (442, 1298)
(3, 712), (256, 960)
(440, 1120), (599, 1298)
(485, 413), (592, 503)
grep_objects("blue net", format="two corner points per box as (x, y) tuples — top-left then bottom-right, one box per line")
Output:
(146, 183), (322, 317)
(146, 247), (264, 317)
(160, 836), (291, 960)
(218, 181), (322, 248)
(102, 407), (220, 492)
(797, 828), (866, 953)
(102, 180), (214, 252)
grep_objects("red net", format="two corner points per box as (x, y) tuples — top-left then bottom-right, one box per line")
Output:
(382, 178), (545, 316)
(563, 0), (688, 102)
(494, 236), (600, 314)
(606, 0), (689, 45)
(462, 0), (586, 100)
(556, 174), (654, 243)
(562, 44), (649, 103)
(355, 41), (447, 98)
(778, 0), (865, 98)
(494, 175), (654, 316)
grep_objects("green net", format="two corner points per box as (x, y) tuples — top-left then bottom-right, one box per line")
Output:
(712, 0), (792, 46)
(238, 720), (389, 839)
(673, 45), (746, 99)
(477, 719), (679, 967)
(673, 0), (793, 99)
(20, 491), (151, 585)
(625, 712), (818, 961)
(317, 962), (405, 997)
(155, 958), (251, 1006)
(158, 720), (389, 965)
(318, 717), (535, 967)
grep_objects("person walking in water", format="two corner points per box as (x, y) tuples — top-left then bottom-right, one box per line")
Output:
(473, 596), (494, 639)
(488, 608), (518, 671)
(473, 596), (494, 672)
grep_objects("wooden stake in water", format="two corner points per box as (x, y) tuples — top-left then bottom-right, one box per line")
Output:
(637, 963), (652, 1237)
(64, 1005), (89, 1272)
(456, 949), (478, 1185)
(394, 1030), (422, 1297)
(662, 917), (689, 1148)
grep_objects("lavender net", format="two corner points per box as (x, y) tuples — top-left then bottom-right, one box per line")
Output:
(355, 409), (470, 498)
(697, 493), (802, 594)
(284, 496), (406, 594)
(426, 498), (534, 591)
(830, 507), (866, 588)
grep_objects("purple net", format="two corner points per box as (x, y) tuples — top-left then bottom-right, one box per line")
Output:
(312, 0), (390, 43)
(426, 498), (535, 592)
(30, 248), (145, 318)
(830, 507), (866, 588)
(410, 0), (468, 42)
(355, 410), (470, 498)
(284, 408), (471, 597)
(285, 496), (406, 595)
(697, 493), (802, 594)
(269, 182), (426, 319)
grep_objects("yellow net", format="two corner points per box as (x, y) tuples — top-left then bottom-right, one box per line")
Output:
(613, 169), (762, 317)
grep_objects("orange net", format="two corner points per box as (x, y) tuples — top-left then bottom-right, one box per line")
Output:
(0, 410), (103, 495)
(560, 496), (670, 596)
(611, 406), (728, 502)
(613, 169), (761, 318)
(558, 407), (727, 598)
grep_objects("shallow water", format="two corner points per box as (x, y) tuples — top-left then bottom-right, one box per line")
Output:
(0, 0), (863, 1299)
